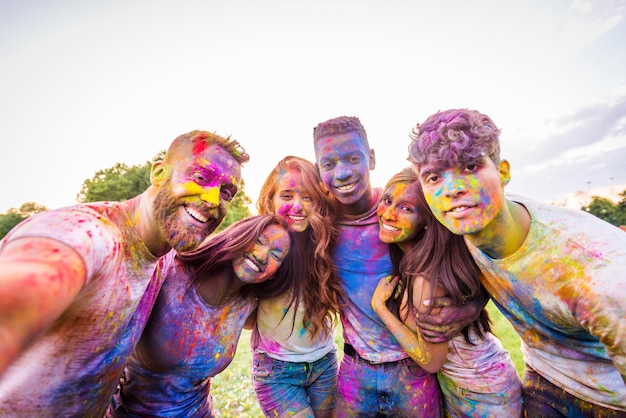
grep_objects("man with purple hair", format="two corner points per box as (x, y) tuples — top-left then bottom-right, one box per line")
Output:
(409, 108), (626, 416)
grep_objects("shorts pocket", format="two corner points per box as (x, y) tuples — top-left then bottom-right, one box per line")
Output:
(252, 352), (284, 379)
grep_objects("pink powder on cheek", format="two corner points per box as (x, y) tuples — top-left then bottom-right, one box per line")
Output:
(277, 204), (292, 219)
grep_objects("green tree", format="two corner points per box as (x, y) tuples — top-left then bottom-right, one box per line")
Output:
(216, 179), (252, 232)
(77, 152), (166, 203)
(0, 202), (48, 239)
(582, 189), (626, 227)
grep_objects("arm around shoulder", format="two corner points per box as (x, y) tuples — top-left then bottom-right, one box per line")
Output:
(416, 288), (487, 343)
(0, 237), (87, 375)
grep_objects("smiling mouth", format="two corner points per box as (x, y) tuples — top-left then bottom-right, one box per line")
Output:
(446, 204), (477, 215)
(334, 182), (357, 193)
(381, 222), (401, 232)
(287, 215), (306, 223)
(185, 206), (209, 223)
(244, 256), (261, 272)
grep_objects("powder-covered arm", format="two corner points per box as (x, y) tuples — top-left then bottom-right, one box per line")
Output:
(0, 237), (87, 376)
(372, 275), (448, 373)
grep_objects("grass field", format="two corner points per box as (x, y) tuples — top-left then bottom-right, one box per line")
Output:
(211, 301), (523, 417)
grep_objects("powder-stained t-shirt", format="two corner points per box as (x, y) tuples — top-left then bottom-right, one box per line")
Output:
(333, 188), (406, 363)
(252, 290), (336, 363)
(440, 329), (520, 394)
(467, 194), (626, 411)
(0, 201), (163, 417)
(109, 251), (258, 417)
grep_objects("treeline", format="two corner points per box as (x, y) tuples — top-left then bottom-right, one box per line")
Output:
(581, 191), (626, 228)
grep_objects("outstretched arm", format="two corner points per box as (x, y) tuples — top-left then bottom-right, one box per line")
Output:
(415, 290), (488, 343)
(0, 237), (86, 375)
(372, 276), (448, 373)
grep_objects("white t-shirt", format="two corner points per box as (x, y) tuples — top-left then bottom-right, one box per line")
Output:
(252, 290), (335, 363)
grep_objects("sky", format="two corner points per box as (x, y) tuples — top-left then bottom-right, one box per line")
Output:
(1, 0), (625, 214)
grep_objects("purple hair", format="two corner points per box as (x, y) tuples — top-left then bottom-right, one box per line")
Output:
(408, 109), (501, 168)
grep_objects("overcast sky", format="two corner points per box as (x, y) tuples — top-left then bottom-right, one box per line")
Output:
(1, 0), (625, 214)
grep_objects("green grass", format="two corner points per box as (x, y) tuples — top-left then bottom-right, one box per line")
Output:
(212, 304), (523, 417)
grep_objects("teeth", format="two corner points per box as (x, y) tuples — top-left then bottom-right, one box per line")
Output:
(288, 215), (305, 221)
(245, 257), (261, 272)
(450, 206), (469, 212)
(336, 183), (356, 192)
(185, 206), (209, 223)
(382, 223), (400, 232)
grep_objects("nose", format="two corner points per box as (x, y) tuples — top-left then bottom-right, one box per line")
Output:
(334, 161), (352, 181)
(443, 173), (466, 197)
(200, 186), (220, 208)
(252, 245), (269, 265)
(292, 195), (305, 212)
(382, 205), (397, 221)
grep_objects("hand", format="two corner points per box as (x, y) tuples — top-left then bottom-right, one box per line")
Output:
(416, 295), (483, 343)
(372, 275), (398, 314)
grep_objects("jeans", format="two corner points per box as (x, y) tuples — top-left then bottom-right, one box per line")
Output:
(523, 366), (626, 417)
(336, 344), (442, 417)
(252, 350), (338, 417)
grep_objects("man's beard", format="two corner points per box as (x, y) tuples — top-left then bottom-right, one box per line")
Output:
(154, 185), (222, 252)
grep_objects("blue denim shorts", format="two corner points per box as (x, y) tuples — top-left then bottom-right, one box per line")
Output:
(252, 350), (338, 417)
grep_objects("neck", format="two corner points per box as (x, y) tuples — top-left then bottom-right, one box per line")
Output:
(467, 199), (530, 259)
(126, 189), (171, 257)
(397, 241), (413, 254)
(197, 270), (244, 306)
(343, 186), (376, 217)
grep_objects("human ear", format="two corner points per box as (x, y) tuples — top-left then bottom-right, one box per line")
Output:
(498, 159), (511, 187)
(150, 161), (165, 186)
(369, 149), (376, 170)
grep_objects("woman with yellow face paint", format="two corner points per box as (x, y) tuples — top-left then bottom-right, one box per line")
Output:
(372, 167), (522, 418)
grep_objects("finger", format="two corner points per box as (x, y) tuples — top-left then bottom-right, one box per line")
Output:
(415, 313), (446, 327)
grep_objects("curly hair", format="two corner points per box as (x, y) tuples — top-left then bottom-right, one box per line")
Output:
(257, 156), (345, 338)
(165, 130), (250, 167)
(313, 116), (369, 148)
(408, 109), (500, 168)
(384, 167), (491, 344)
(176, 214), (295, 300)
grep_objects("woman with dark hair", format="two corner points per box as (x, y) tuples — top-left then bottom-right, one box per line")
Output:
(108, 214), (293, 417)
(249, 156), (345, 418)
(372, 167), (522, 417)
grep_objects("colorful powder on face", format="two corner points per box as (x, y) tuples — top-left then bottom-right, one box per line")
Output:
(192, 141), (208, 155)
(183, 182), (220, 206)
